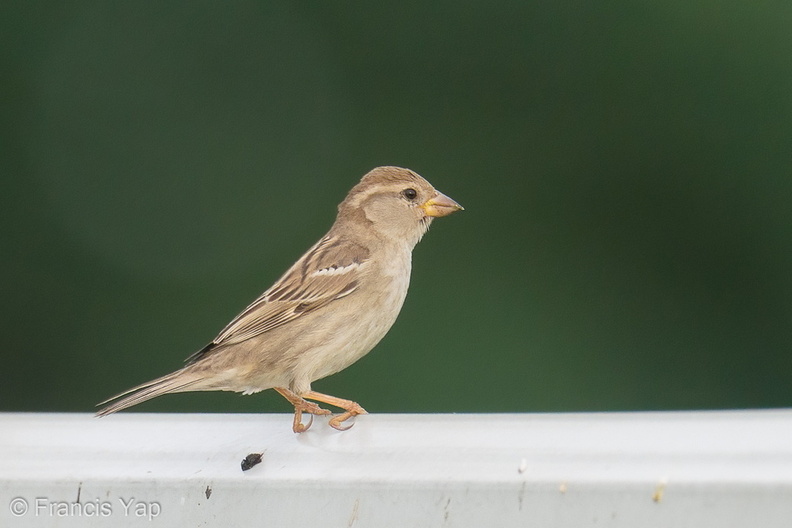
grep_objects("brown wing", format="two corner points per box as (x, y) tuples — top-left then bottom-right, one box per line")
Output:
(185, 235), (369, 364)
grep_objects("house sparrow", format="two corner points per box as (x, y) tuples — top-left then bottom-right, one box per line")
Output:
(97, 166), (463, 432)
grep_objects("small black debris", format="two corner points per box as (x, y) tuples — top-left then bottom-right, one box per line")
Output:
(241, 453), (263, 471)
(205, 486), (212, 499)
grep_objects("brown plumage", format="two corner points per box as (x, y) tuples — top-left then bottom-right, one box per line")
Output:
(97, 166), (463, 432)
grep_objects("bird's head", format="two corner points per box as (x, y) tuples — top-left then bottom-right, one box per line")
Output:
(337, 166), (463, 247)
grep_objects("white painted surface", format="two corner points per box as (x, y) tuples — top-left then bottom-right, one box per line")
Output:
(1, 411), (792, 527)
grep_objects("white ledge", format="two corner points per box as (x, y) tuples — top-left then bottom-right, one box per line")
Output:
(2, 410), (792, 526)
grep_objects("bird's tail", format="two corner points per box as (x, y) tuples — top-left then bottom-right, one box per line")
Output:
(96, 369), (205, 417)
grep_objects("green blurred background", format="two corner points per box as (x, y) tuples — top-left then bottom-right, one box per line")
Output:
(3, 2), (791, 415)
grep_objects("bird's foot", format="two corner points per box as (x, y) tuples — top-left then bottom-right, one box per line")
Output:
(292, 399), (333, 433)
(302, 391), (368, 431)
(292, 412), (312, 434)
(328, 403), (368, 431)
(275, 387), (332, 433)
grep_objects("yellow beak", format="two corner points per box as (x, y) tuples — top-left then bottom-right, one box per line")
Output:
(421, 192), (464, 218)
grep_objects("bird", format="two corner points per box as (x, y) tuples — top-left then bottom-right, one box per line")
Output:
(97, 166), (463, 433)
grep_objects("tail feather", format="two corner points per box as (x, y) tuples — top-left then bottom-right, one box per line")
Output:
(96, 370), (205, 417)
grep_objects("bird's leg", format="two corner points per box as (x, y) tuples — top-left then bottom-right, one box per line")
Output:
(274, 387), (331, 433)
(302, 391), (368, 431)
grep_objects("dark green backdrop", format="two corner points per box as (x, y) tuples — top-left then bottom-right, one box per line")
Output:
(3, 2), (791, 414)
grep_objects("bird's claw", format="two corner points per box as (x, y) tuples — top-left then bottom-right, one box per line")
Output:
(329, 413), (355, 431)
(278, 388), (366, 433)
(328, 403), (367, 431)
(291, 400), (332, 434)
(292, 412), (313, 433)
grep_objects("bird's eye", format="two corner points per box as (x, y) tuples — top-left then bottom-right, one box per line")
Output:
(401, 188), (418, 201)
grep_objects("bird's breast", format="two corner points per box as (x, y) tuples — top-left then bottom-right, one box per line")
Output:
(295, 247), (413, 385)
